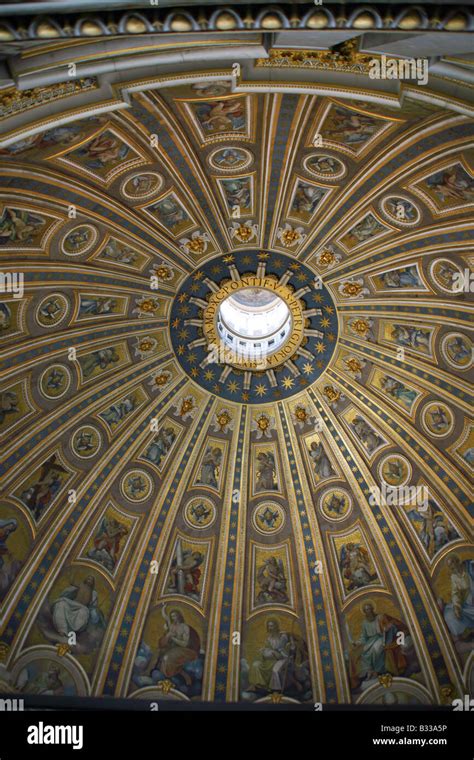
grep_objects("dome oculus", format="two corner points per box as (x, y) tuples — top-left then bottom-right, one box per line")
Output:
(170, 251), (339, 403)
(218, 288), (292, 361)
(207, 277), (304, 370)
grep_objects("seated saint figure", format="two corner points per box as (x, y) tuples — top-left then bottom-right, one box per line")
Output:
(154, 608), (200, 686)
(349, 601), (410, 689)
(248, 618), (307, 694)
(440, 555), (474, 641)
(51, 575), (104, 640)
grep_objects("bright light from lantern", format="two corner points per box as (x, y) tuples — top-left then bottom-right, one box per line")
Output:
(217, 287), (292, 360)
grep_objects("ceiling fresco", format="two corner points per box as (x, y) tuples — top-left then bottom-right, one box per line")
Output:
(0, 23), (473, 710)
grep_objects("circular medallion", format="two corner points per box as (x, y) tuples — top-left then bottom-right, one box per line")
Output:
(61, 224), (98, 256)
(304, 153), (346, 181)
(39, 364), (72, 399)
(36, 293), (69, 328)
(208, 146), (253, 173)
(441, 332), (472, 370)
(252, 502), (286, 534)
(183, 497), (216, 529)
(319, 488), (352, 522)
(71, 425), (102, 459)
(421, 401), (455, 438)
(378, 454), (412, 488)
(380, 196), (420, 226)
(170, 251), (338, 402)
(120, 469), (153, 502)
(429, 258), (464, 294)
(121, 172), (164, 200)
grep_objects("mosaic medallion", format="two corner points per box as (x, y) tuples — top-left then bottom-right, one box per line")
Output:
(441, 332), (472, 370)
(120, 469), (153, 502)
(36, 293), (69, 328)
(121, 171), (164, 200)
(303, 153), (346, 181)
(378, 454), (412, 488)
(421, 401), (455, 438)
(61, 224), (98, 256)
(319, 488), (352, 522)
(71, 425), (102, 459)
(252, 502), (286, 535)
(208, 146), (253, 173)
(183, 497), (216, 529)
(429, 258), (464, 294)
(39, 364), (72, 399)
(380, 195), (420, 226)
